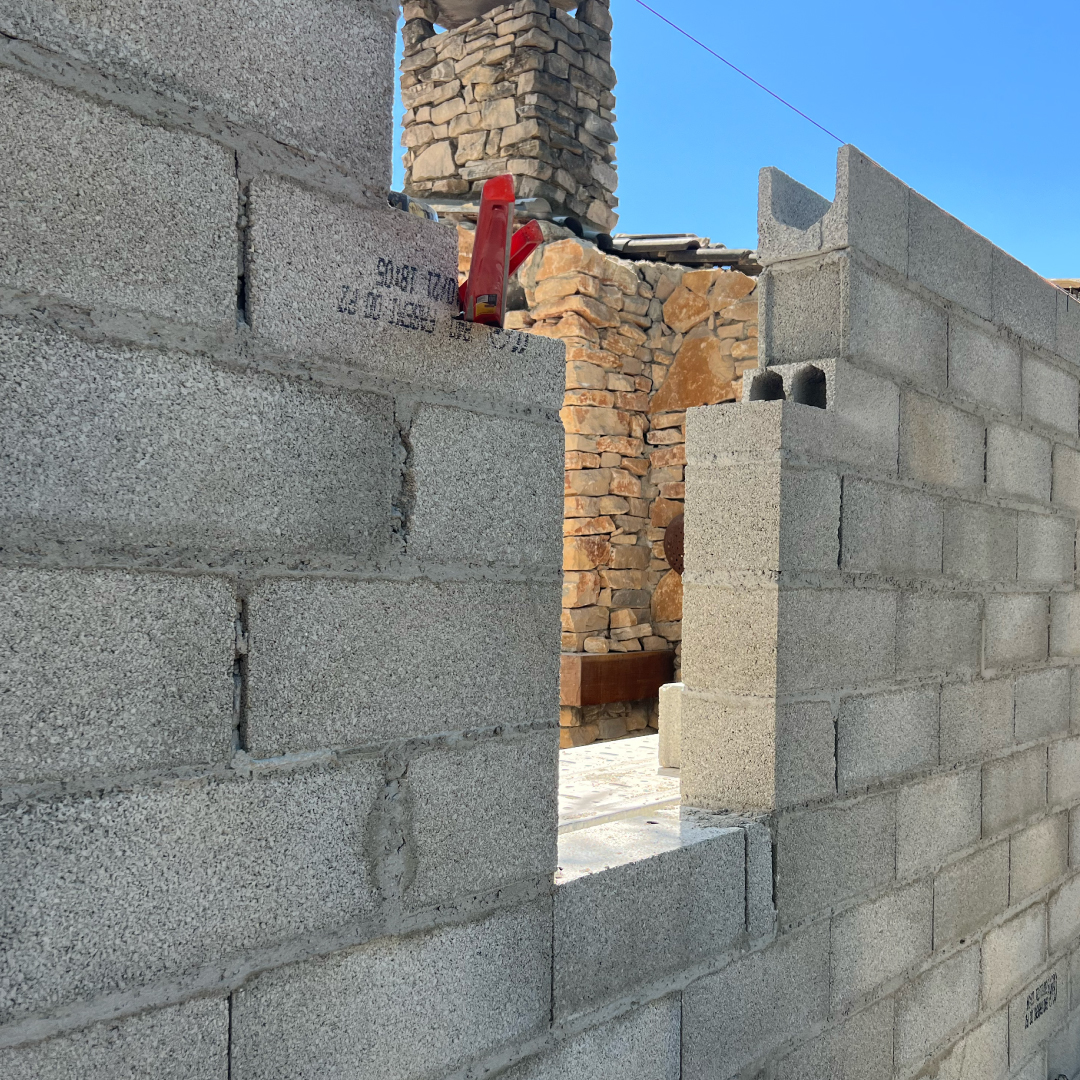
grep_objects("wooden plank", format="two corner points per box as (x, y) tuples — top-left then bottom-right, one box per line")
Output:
(559, 651), (674, 707)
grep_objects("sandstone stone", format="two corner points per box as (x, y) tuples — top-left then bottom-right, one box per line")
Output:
(533, 295), (619, 327)
(718, 299), (758, 322)
(651, 411), (686, 430)
(663, 285), (711, 333)
(560, 406), (630, 436)
(610, 545), (650, 570)
(602, 570), (648, 591)
(564, 389), (615, 408)
(411, 140), (457, 180)
(562, 632), (586, 650)
(564, 516), (617, 535)
(610, 621), (652, 640)
(651, 497), (683, 528)
(614, 390), (650, 411)
(601, 332), (639, 357)
(610, 609), (638, 628)
(431, 96), (467, 124)
(561, 605), (609, 633)
(566, 345), (621, 369)
(564, 495), (600, 517)
(609, 470), (642, 497)
(565, 451), (600, 471)
(583, 637), (610, 653)
(617, 323), (648, 345)
(566, 361), (607, 389)
(607, 372), (636, 392)
(598, 496), (630, 515)
(682, 269), (718, 296)
(564, 536), (611, 570)
(565, 435), (599, 452)
(731, 339), (758, 360)
(651, 444), (688, 468)
(536, 273), (602, 302)
(708, 271), (756, 306)
(652, 570), (683, 622)
(597, 436), (644, 456)
(599, 452), (622, 467)
(647, 428), (683, 445)
(601, 257), (640, 294)
(559, 705), (582, 726)
(540, 238), (605, 278)
(563, 570), (601, 607)
(553, 314), (600, 342)
(561, 723), (599, 747)
(649, 335), (734, 413)
(565, 469), (612, 496)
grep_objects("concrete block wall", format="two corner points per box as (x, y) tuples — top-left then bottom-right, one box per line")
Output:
(680, 145), (1080, 1079)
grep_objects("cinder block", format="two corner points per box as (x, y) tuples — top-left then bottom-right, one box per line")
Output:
(1017, 512), (1076, 585)
(773, 699), (837, 807)
(1011, 1049), (1048, 1080)
(896, 591), (981, 676)
(0, 996), (228, 1080)
(1047, 1008), (1080, 1080)
(554, 814), (744, 1018)
(1050, 591), (1080, 656)
(947, 318), (1021, 416)
(0, 758), (383, 1023)
(770, 999), (893, 1080)
(837, 686), (938, 793)
(1014, 667), (1071, 742)
(775, 794), (895, 923)
(246, 176), (564, 410)
(0, 0), (398, 192)
(897, 768), (982, 876)
(1049, 873), (1080, 954)
(1023, 355), (1080, 437)
(984, 904), (1047, 1006)
(757, 257), (843, 365)
(908, 192), (993, 320)
(940, 678), (1014, 763)
(0, 322), (395, 565)
(830, 880), (932, 1009)
(987, 424), (1052, 503)
(0, 69), (235, 327)
(1011, 814), (1069, 903)
(1058, 286), (1080, 366)
(245, 577), (559, 754)
(943, 499), (1017, 582)
(983, 747), (1048, 837)
(681, 921), (830, 1080)
(992, 249), (1059, 352)
(657, 681), (682, 769)
(894, 948), (980, 1068)
(934, 843), (1009, 947)
(840, 479), (942, 575)
(899, 392), (984, 491)
(984, 593), (1049, 669)
(0, 568), (233, 787)
(499, 997), (681, 1080)
(407, 403), (562, 571)
(1049, 736), (1080, 806)
(406, 729), (557, 909)
(1053, 444), (1080, 513)
(1073, 806), (1080, 867)
(757, 166), (832, 262)
(231, 900), (551, 1080)
(930, 1009), (1008, 1080)
(744, 819), (777, 939)
(1008, 965), (1067, 1066)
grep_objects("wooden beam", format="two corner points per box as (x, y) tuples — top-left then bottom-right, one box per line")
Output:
(559, 651), (675, 708)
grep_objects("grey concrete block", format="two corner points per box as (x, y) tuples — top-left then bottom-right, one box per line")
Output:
(0, 69), (235, 327)
(1073, 806), (1080, 868)
(757, 166), (831, 262)
(657, 681), (682, 769)
(849, 261), (947, 389)
(406, 729), (557, 909)
(1047, 1006), (1080, 1080)
(771, 998), (893, 1080)
(1014, 668), (1071, 743)
(775, 794), (895, 923)
(0, 0), (397, 192)
(943, 499), (1017, 582)
(743, 819), (777, 939)
(407, 403), (562, 570)
(984, 904), (1048, 1006)
(1049, 736), (1080, 807)
(1050, 874), (1080, 957)
(0, 758), (383, 1022)
(1008, 965), (1067, 1066)
(757, 257), (843, 365)
(909, 192), (993, 320)
(554, 814), (744, 1018)
(246, 176), (564, 411)
(830, 880), (932, 1009)
(992, 248), (1059, 353)
(895, 948), (981, 1068)
(0, 568), (233, 787)
(245, 576), (559, 755)
(1059, 286), (1080, 366)
(681, 920), (830, 1080)
(500, 997), (681, 1080)
(983, 747), (1048, 837)
(1023, 355), (1080, 437)
(1051, 591), (1080, 657)
(931, 1009), (1008, 1080)
(1053, 444), (1080, 514)
(0, 322), (395, 565)
(934, 843), (1009, 947)
(773, 699), (837, 807)
(896, 591), (981, 676)
(984, 593), (1049, 669)
(840, 479), (942, 575)
(987, 424), (1052, 503)
(897, 768), (982, 876)
(1017, 512), (1076, 585)
(0, 996), (228, 1080)
(940, 678), (1014, 763)
(231, 900), (551, 1080)
(1011, 814), (1069, 903)
(837, 686), (938, 793)
(899, 392), (985, 491)
(948, 317), (1021, 416)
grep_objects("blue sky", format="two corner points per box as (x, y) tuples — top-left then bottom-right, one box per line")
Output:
(394, 0), (1078, 278)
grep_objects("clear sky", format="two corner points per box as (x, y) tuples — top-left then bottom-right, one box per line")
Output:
(393, 0), (1078, 278)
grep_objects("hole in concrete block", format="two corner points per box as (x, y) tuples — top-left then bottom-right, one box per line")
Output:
(749, 371), (785, 401)
(791, 365), (827, 409)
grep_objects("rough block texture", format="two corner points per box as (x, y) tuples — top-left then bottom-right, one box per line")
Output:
(933, 843), (1009, 948)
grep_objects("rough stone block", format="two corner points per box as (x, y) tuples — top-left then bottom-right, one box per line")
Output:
(1017, 512), (1075, 585)
(0, 322), (395, 566)
(0, 568), (233, 787)
(987, 424), (1052, 503)
(681, 921), (830, 1080)
(984, 593), (1049, 669)
(830, 881), (932, 1009)
(1049, 873), (1080, 956)
(943, 499), (1017, 582)
(837, 686), (938, 793)
(245, 577), (559, 754)
(1023, 355), (1080, 437)
(1053, 444), (1080, 514)
(896, 591), (981, 676)
(948, 317), (1021, 417)
(1011, 814), (1069, 903)
(992, 249), (1059, 353)
(1049, 736), (1080, 806)
(775, 794), (895, 923)
(0, 996), (228, 1080)
(771, 999), (893, 1080)
(1014, 667), (1071, 742)
(0, 0), (398, 192)
(407, 403), (562, 570)
(231, 900), (551, 1080)
(940, 678), (1014, 763)
(983, 747), (1048, 837)
(0, 758), (383, 1022)
(841, 479), (942, 575)
(0, 70), (235, 327)
(1050, 592), (1080, 657)
(897, 768), (981, 876)
(894, 948), (981, 1069)
(554, 813), (744, 1017)
(899, 392), (984, 491)
(1008, 965), (1067, 1066)
(657, 681), (682, 769)
(934, 843), (1009, 947)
